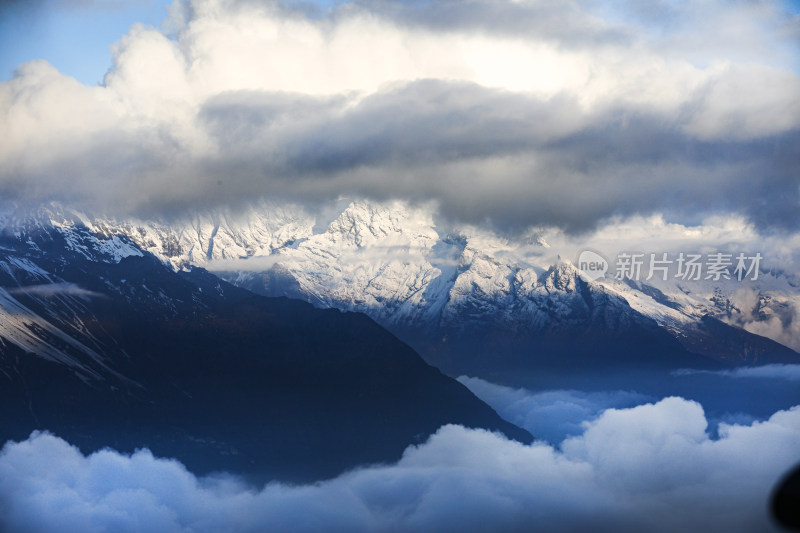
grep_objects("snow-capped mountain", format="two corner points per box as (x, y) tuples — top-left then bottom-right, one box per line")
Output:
(57, 199), (800, 383)
(0, 205), (531, 482)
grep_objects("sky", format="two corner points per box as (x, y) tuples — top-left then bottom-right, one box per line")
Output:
(0, 0), (347, 84)
(0, 0), (170, 85)
(0, 0), (798, 234)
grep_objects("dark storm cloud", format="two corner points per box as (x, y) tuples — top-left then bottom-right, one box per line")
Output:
(0, 0), (798, 234)
(199, 81), (582, 171)
(343, 0), (632, 48)
(1, 74), (797, 233)
(190, 80), (800, 233)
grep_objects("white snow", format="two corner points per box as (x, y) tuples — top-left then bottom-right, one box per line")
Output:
(3, 198), (800, 352)
(0, 287), (106, 379)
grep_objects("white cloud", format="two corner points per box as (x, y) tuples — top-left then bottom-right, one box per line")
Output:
(1, 397), (798, 533)
(458, 376), (651, 443)
(7, 282), (105, 299)
(684, 63), (800, 140)
(675, 363), (800, 382)
(205, 254), (284, 272)
(1, 0), (798, 231)
(723, 287), (800, 352)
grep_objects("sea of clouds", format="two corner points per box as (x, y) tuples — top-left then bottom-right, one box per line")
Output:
(1, 393), (798, 533)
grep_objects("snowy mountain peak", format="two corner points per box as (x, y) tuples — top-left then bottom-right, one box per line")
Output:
(0, 203), (143, 264)
(541, 261), (583, 294)
(324, 200), (439, 249)
(3, 198), (799, 360)
(86, 201), (316, 270)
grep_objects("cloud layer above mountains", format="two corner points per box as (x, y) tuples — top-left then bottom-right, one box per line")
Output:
(0, 0), (798, 232)
(1, 396), (798, 533)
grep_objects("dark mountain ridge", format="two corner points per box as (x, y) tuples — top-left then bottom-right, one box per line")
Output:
(0, 218), (531, 483)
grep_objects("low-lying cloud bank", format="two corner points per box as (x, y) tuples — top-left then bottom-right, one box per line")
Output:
(1, 397), (798, 533)
(7, 282), (105, 300)
(458, 376), (651, 443)
(675, 363), (800, 382)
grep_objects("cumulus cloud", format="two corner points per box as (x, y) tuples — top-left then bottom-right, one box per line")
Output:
(1, 397), (798, 533)
(0, 0), (799, 232)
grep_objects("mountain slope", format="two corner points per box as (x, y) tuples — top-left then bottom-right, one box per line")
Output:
(22, 200), (800, 382)
(0, 208), (531, 483)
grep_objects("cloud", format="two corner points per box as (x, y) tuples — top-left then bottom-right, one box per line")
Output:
(0, 397), (798, 533)
(675, 363), (800, 382)
(7, 282), (105, 299)
(205, 254), (284, 272)
(0, 0), (798, 233)
(458, 376), (651, 443)
(720, 287), (800, 352)
(207, 244), (457, 272)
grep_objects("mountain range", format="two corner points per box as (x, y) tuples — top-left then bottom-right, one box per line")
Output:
(3, 199), (799, 482)
(0, 205), (530, 483)
(59, 199), (800, 386)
